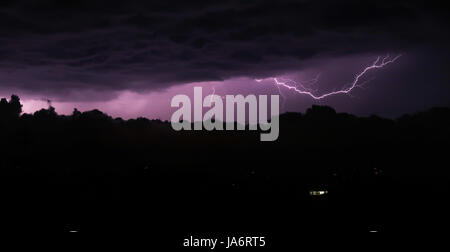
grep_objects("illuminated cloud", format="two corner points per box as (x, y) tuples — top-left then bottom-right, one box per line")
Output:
(0, 0), (449, 118)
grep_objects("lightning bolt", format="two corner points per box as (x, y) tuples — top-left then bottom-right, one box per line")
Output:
(209, 86), (225, 102)
(256, 54), (401, 100)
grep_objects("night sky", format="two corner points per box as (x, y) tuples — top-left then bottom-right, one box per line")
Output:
(1, 0), (449, 119)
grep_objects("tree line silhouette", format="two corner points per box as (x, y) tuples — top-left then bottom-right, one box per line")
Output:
(1, 94), (449, 238)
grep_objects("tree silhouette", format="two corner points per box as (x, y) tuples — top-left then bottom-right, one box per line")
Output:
(0, 94), (23, 119)
(0, 94), (449, 235)
(9, 95), (22, 116)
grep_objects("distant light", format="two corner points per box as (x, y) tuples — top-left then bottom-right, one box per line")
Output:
(369, 230), (378, 233)
(309, 190), (328, 196)
(69, 230), (78, 233)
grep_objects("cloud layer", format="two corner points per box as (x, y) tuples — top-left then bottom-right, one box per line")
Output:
(0, 0), (448, 101)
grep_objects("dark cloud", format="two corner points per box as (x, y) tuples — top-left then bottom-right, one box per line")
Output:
(0, 0), (449, 101)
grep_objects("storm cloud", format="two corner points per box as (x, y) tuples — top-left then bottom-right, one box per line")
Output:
(0, 0), (448, 101)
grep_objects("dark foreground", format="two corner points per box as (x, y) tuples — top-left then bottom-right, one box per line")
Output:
(1, 98), (449, 246)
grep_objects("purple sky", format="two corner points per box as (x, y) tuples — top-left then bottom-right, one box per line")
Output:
(1, 0), (449, 119)
(6, 52), (449, 120)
